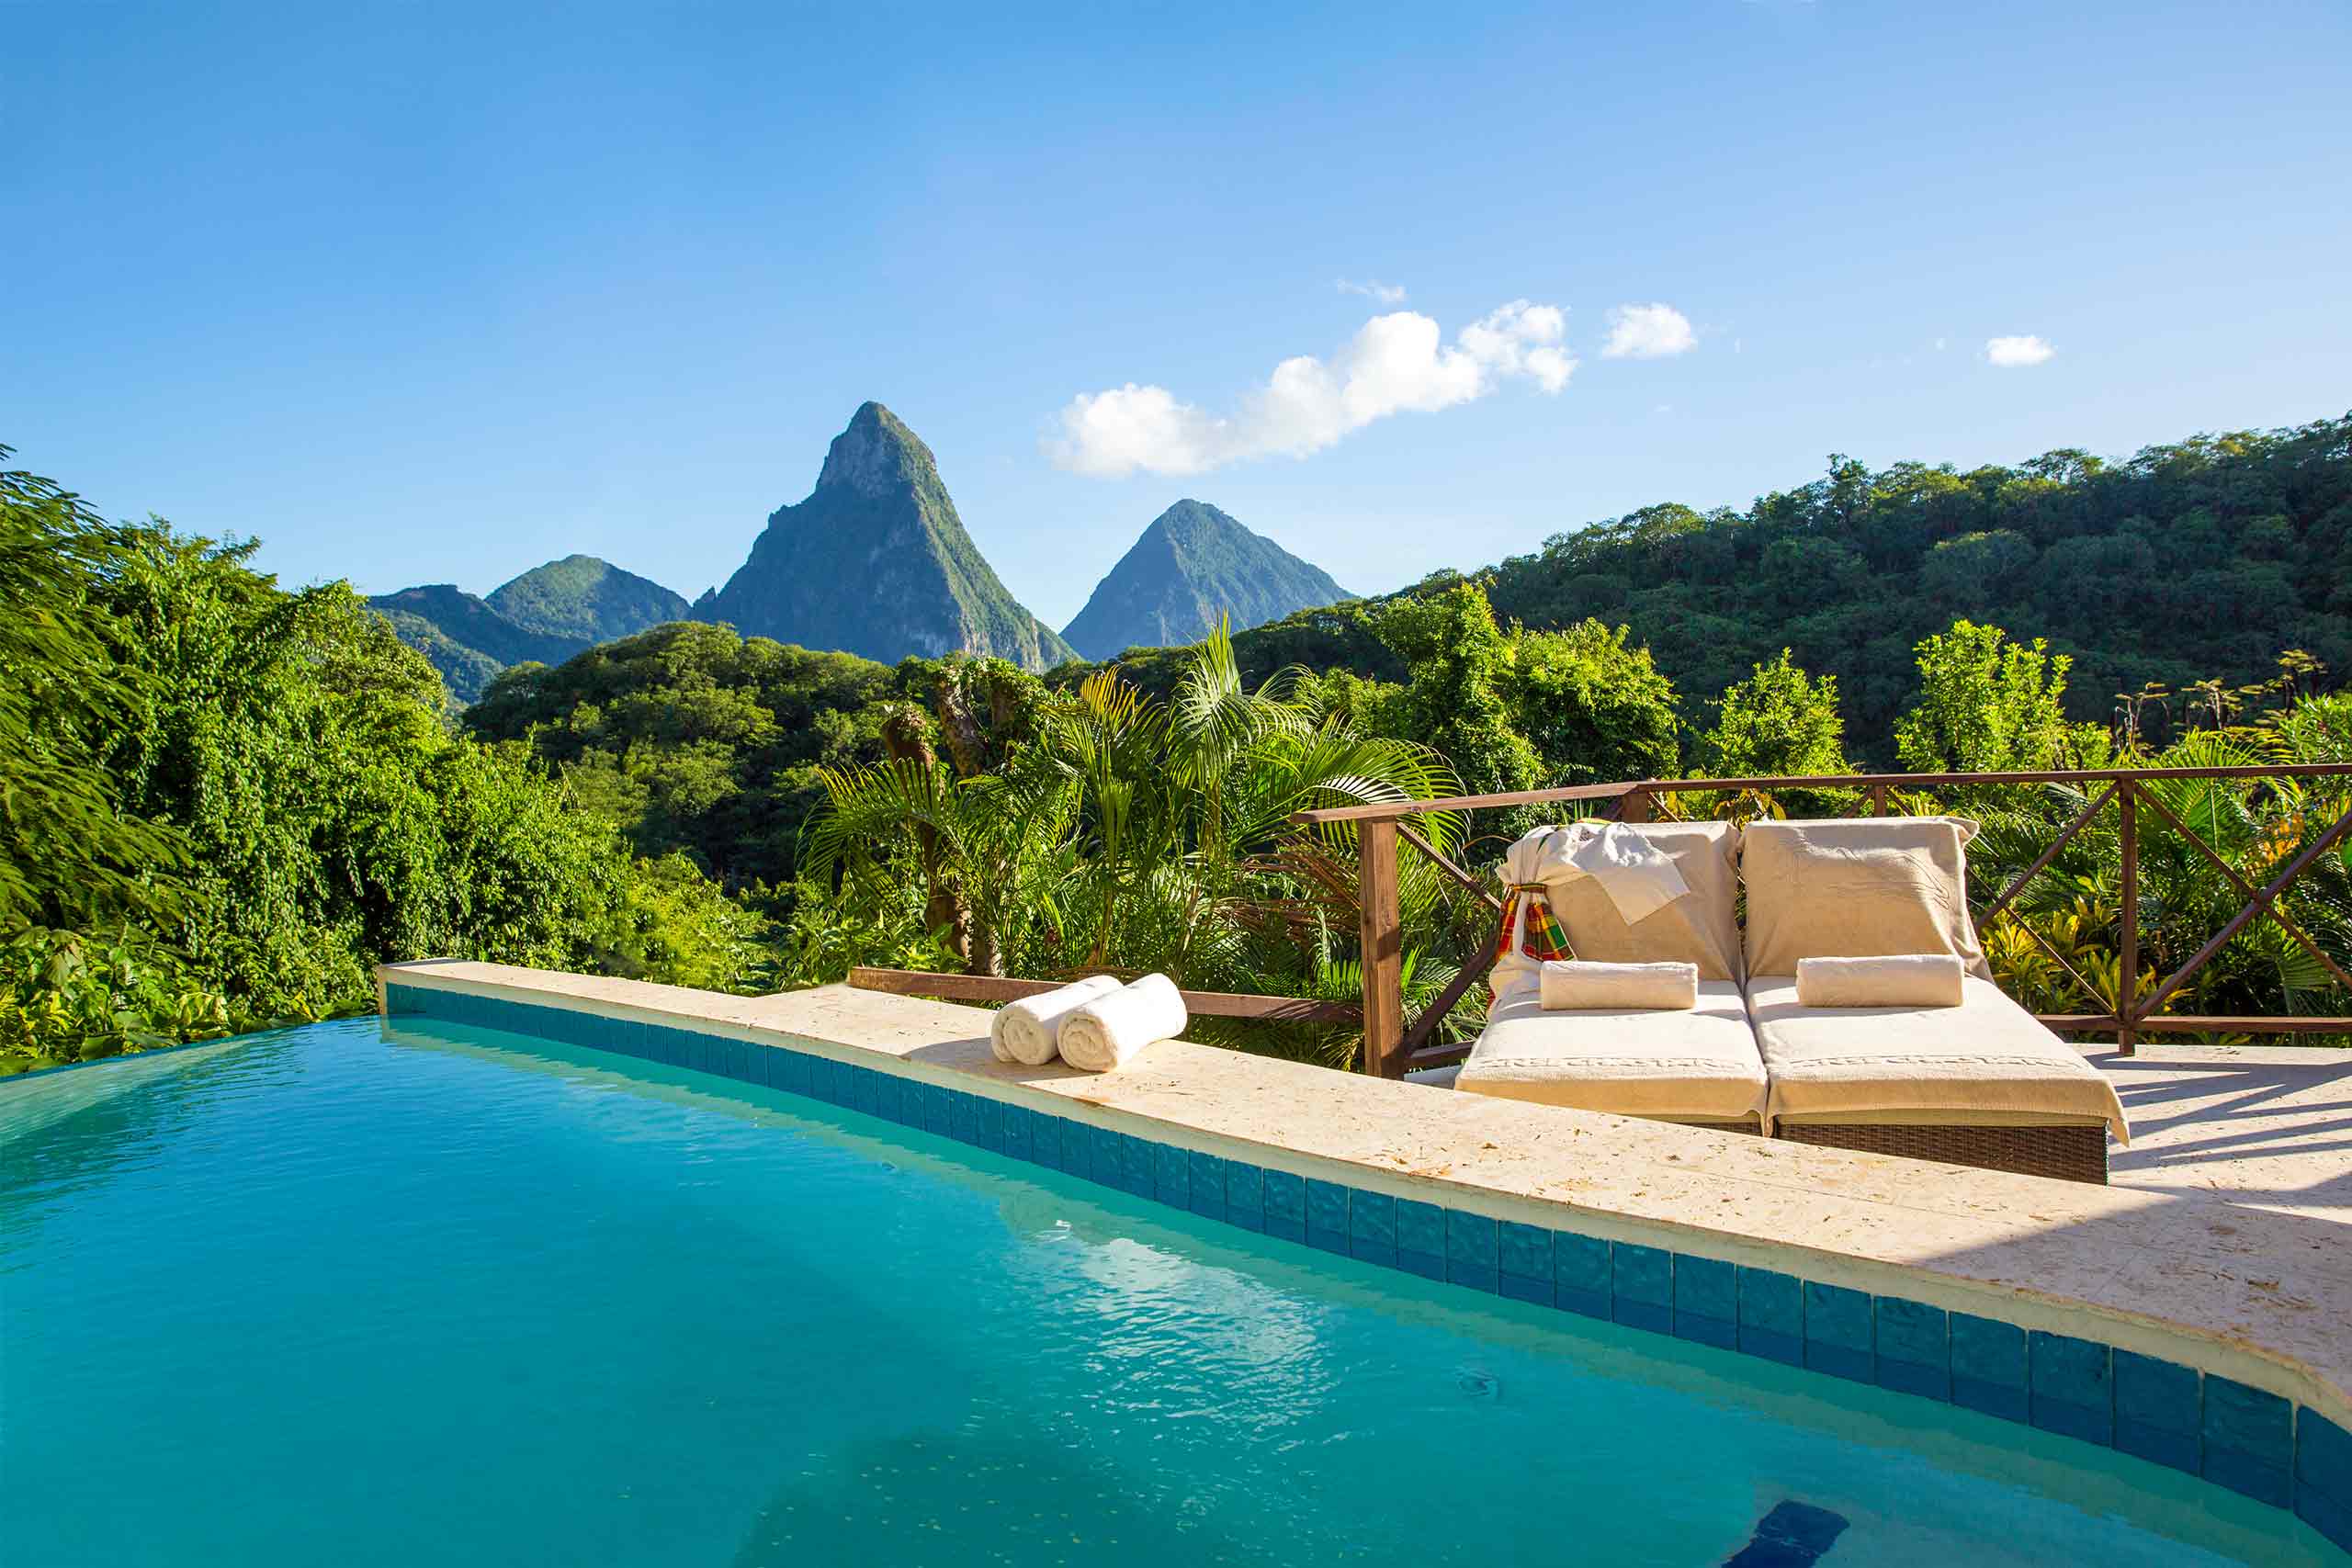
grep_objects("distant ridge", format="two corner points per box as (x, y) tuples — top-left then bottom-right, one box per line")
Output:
(1061, 499), (1350, 660)
(695, 402), (1076, 670)
(368, 558), (688, 704)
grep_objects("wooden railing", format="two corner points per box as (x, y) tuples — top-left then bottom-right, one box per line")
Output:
(1293, 764), (2352, 1078)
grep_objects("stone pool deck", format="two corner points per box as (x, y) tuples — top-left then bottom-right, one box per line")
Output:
(378, 961), (2351, 1440)
(2104, 1041), (2352, 1225)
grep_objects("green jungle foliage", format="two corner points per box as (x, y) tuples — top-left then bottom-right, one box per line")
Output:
(1113, 413), (2352, 765)
(0, 454), (768, 1074)
(17, 410), (2352, 1068)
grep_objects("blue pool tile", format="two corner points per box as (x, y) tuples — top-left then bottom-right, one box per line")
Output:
(1044, 1114), (1077, 1175)
(2112, 1351), (2200, 1473)
(2030, 1331), (2113, 1446)
(1949, 1314), (2028, 1422)
(1553, 1232), (1611, 1320)
(1262, 1171), (1306, 1242)
(1396, 1200), (1444, 1258)
(1612, 1243), (1671, 1334)
(854, 1066), (890, 1118)
(717, 1038), (752, 1083)
(1498, 1270), (1553, 1307)
(1445, 1212), (1498, 1293)
(2302, 1408), (2352, 1507)
(973, 1095), (1004, 1153)
(1673, 1255), (1736, 1349)
(1736, 1268), (1804, 1367)
(1057, 1117), (1091, 1173)
(1001, 1104), (1034, 1163)
(1101, 1131), (1138, 1195)
(2301, 1483), (2352, 1558)
(1306, 1180), (1349, 1254)
(1090, 1126), (1124, 1189)
(1348, 1190), (1397, 1269)
(1396, 1246), (1445, 1281)
(2202, 1377), (2292, 1506)
(775, 1049), (812, 1098)
(1153, 1143), (1189, 1207)
(1804, 1283), (1873, 1383)
(894, 1075), (926, 1127)
(542, 1008), (588, 1048)
(1499, 1223), (1553, 1303)
(1873, 1298), (1950, 1402)
(1223, 1162), (1263, 1232)
(1186, 1152), (1227, 1220)
(944, 1089), (978, 1145)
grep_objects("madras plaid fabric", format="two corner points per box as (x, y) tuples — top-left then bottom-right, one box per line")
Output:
(1497, 882), (1573, 963)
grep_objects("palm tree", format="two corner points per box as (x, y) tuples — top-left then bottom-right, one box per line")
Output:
(797, 619), (1463, 1023)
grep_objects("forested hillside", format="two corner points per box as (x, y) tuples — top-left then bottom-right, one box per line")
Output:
(0, 452), (768, 1072)
(1113, 413), (2352, 763)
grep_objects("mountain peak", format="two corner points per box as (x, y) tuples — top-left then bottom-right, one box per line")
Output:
(695, 404), (1076, 670)
(817, 400), (935, 501)
(1061, 502), (1351, 660)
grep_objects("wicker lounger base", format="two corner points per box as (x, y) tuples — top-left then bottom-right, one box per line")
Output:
(1774, 1122), (2108, 1184)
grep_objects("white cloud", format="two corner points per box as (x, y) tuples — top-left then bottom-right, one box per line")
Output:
(1336, 277), (1408, 304)
(1600, 302), (1697, 359)
(1933, 336), (1949, 352)
(1984, 333), (2055, 367)
(1049, 300), (1575, 478)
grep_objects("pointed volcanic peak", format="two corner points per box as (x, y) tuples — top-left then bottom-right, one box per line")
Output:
(485, 554), (692, 644)
(696, 402), (1078, 671)
(1060, 500), (1351, 660)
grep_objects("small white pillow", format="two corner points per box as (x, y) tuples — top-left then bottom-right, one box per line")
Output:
(1538, 960), (1700, 1011)
(1795, 954), (1965, 1009)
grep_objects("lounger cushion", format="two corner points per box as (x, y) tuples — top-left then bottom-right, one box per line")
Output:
(1456, 976), (1768, 1123)
(1741, 817), (1993, 981)
(1746, 975), (2129, 1140)
(1495, 821), (1745, 986)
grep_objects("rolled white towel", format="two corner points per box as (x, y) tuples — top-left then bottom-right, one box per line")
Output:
(1796, 953), (1965, 1009)
(1538, 959), (1699, 1010)
(1058, 974), (1189, 1074)
(989, 975), (1122, 1066)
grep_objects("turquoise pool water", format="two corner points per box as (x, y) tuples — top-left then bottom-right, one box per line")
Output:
(2, 1018), (2339, 1567)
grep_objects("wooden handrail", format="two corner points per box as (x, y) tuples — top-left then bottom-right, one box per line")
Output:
(1335, 762), (2352, 1076)
(1290, 762), (2352, 827)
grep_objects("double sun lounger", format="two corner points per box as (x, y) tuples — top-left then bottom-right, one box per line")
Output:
(1444, 817), (2130, 1183)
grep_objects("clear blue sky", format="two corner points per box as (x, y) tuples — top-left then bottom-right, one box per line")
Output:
(9, 2), (2349, 628)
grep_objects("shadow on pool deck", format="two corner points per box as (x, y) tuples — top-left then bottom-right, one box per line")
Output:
(2099, 1044), (2352, 1223)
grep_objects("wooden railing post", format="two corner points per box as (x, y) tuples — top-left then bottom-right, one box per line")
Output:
(1357, 819), (1405, 1077)
(1618, 784), (1653, 823)
(2117, 780), (2137, 1057)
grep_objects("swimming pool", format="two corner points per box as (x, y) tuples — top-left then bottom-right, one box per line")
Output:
(3, 1016), (2342, 1566)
